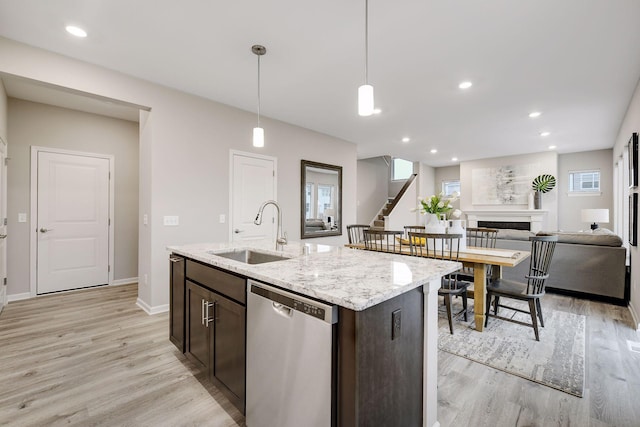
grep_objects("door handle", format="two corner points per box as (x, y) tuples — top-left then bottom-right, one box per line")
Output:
(234, 229), (243, 234)
(0, 234), (6, 239)
(39, 228), (54, 233)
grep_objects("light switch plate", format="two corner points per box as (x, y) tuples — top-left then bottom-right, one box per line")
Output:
(143, 214), (148, 226)
(219, 214), (226, 223)
(163, 215), (179, 226)
(18, 213), (27, 223)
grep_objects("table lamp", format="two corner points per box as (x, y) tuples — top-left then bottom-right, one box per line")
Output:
(581, 208), (609, 230)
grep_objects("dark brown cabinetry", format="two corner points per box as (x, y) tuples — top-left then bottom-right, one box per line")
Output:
(180, 259), (246, 413)
(169, 255), (185, 351)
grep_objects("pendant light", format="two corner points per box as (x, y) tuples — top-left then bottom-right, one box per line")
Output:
(358, 0), (374, 116)
(252, 44), (266, 147)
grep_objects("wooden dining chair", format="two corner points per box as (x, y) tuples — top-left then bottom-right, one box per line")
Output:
(485, 235), (558, 341)
(408, 232), (467, 334)
(346, 224), (370, 244)
(363, 229), (403, 252)
(458, 227), (499, 284)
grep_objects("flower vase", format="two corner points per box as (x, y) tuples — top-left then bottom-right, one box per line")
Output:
(424, 213), (446, 250)
(448, 219), (467, 251)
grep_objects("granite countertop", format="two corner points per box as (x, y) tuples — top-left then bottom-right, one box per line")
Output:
(168, 240), (461, 311)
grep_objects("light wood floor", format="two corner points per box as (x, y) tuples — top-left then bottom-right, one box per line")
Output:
(1, 285), (639, 426)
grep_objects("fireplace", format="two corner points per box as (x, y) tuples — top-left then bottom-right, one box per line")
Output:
(477, 221), (530, 231)
(465, 210), (547, 232)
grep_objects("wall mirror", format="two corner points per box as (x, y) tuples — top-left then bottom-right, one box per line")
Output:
(301, 160), (342, 239)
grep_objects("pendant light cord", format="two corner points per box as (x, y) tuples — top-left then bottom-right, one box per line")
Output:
(364, 0), (369, 85)
(257, 54), (261, 127)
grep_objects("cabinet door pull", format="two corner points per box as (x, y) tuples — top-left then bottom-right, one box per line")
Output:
(201, 298), (205, 326)
(205, 301), (215, 327)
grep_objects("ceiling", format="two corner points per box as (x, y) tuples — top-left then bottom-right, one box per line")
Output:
(0, 0), (639, 167)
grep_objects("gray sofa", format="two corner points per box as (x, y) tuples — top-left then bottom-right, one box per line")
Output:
(495, 229), (628, 305)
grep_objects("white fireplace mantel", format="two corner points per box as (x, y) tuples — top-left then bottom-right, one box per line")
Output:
(465, 209), (548, 232)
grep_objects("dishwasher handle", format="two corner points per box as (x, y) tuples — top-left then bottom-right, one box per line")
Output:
(272, 302), (293, 318)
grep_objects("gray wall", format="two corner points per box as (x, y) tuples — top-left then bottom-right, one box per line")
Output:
(434, 165), (461, 210)
(0, 79), (6, 142)
(357, 157), (389, 224)
(612, 77), (640, 328)
(557, 149), (613, 231)
(0, 37), (357, 310)
(7, 99), (140, 295)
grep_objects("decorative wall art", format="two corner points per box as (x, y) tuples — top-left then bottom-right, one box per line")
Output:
(630, 193), (637, 246)
(471, 163), (540, 205)
(629, 132), (638, 188)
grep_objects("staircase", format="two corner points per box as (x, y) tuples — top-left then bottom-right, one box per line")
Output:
(370, 172), (418, 230)
(372, 198), (394, 229)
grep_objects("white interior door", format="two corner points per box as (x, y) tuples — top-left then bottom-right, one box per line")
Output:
(37, 151), (110, 294)
(231, 152), (276, 242)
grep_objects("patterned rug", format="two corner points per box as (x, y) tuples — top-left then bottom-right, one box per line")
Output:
(437, 300), (586, 397)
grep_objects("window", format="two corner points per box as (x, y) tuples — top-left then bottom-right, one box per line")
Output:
(442, 180), (461, 196)
(392, 158), (413, 181)
(569, 170), (600, 194)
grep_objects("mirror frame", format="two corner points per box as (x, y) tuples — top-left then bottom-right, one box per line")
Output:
(300, 160), (343, 239)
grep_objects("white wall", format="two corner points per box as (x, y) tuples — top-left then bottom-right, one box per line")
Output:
(6, 99), (140, 296)
(460, 151), (559, 230)
(613, 77), (640, 329)
(557, 149), (613, 231)
(357, 157), (389, 224)
(0, 37), (357, 311)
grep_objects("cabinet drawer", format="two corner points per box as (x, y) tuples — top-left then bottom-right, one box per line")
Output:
(186, 260), (246, 304)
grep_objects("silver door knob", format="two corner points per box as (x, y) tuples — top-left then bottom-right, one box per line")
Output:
(0, 234), (6, 239)
(234, 229), (243, 234)
(39, 228), (53, 233)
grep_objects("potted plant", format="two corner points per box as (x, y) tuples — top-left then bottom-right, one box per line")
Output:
(531, 174), (556, 209)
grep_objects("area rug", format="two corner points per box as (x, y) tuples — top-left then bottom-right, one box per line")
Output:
(437, 300), (586, 397)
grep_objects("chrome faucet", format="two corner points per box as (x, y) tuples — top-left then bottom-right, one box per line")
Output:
(254, 200), (287, 250)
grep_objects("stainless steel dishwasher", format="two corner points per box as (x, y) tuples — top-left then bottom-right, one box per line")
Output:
(246, 280), (337, 427)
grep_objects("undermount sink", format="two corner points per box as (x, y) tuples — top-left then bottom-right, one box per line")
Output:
(208, 249), (290, 265)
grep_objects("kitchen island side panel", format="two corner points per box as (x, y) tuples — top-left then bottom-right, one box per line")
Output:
(338, 287), (424, 427)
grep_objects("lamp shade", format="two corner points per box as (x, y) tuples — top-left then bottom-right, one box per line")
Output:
(581, 208), (609, 223)
(358, 84), (374, 116)
(252, 127), (264, 148)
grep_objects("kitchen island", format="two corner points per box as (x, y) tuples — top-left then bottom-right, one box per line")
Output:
(168, 240), (460, 427)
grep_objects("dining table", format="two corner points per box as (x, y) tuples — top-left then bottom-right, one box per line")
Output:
(345, 242), (531, 332)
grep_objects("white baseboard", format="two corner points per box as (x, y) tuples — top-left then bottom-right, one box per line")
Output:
(136, 298), (169, 315)
(8, 292), (31, 302)
(629, 301), (640, 331)
(112, 277), (138, 286)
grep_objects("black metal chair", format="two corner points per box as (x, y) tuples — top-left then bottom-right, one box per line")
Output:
(403, 225), (425, 239)
(408, 232), (467, 334)
(346, 224), (370, 244)
(484, 235), (558, 341)
(363, 229), (403, 252)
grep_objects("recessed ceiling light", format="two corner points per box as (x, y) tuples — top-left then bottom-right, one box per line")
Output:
(430, 149), (438, 154)
(373, 108), (381, 114)
(458, 81), (472, 89)
(529, 111), (542, 118)
(540, 131), (551, 137)
(402, 137), (410, 143)
(548, 145), (557, 150)
(452, 157), (458, 162)
(66, 25), (87, 38)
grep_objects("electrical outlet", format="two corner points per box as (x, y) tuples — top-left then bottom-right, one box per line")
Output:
(18, 213), (27, 223)
(392, 309), (401, 340)
(219, 214), (226, 223)
(144, 274), (148, 285)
